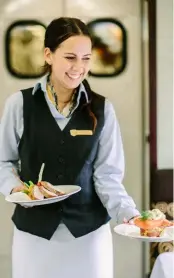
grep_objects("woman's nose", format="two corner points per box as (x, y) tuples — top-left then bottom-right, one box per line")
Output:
(72, 60), (83, 71)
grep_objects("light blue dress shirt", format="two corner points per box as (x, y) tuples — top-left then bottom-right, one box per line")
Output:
(0, 74), (140, 225)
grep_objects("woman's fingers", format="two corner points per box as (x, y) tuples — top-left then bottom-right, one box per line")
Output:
(11, 185), (27, 194)
(123, 218), (134, 225)
(12, 186), (30, 208)
(123, 215), (140, 225)
(162, 219), (174, 227)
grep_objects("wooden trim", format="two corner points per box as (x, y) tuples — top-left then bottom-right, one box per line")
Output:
(148, 0), (157, 169)
(151, 169), (173, 202)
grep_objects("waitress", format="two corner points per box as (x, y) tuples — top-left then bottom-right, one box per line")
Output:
(0, 17), (140, 278)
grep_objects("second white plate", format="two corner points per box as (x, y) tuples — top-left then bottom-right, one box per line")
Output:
(114, 224), (174, 242)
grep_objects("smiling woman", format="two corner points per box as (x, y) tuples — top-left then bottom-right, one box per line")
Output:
(43, 18), (92, 115)
(44, 35), (92, 90)
(0, 16), (140, 278)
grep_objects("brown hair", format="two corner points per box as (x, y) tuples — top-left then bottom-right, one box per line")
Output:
(44, 17), (91, 73)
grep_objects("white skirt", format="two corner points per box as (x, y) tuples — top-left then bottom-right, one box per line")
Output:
(12, 223), (113, 278)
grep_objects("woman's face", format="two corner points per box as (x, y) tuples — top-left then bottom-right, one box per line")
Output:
(44, 35), (92, 90)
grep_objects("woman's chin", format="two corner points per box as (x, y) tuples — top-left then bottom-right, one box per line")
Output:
(63, 80), (81, 90)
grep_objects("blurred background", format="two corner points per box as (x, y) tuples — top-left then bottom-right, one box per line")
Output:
(0, 0), (173, 278)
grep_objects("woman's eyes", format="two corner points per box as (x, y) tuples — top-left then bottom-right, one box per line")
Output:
(65, 57), (75, 60)
(65, 57), (90, 61)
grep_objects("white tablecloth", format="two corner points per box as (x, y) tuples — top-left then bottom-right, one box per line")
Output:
(150, 252), (174, 278)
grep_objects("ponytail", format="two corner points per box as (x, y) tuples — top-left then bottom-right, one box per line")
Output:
(82, 79), (97, 133)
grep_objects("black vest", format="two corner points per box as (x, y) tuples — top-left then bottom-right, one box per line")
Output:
(12, 82), (110, 239)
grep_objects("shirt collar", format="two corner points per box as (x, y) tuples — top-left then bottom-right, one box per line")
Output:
(32, 74), (89, 103)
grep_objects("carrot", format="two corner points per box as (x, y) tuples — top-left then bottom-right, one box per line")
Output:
(134, 218), (164, 229)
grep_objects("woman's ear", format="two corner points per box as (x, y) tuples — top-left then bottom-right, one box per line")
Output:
(44, 47), (52, 65)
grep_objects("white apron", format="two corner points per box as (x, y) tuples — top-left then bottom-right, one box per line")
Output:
(12, 223), (113, 278)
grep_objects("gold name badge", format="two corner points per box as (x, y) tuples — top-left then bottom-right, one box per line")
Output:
(70, 129), (93, 137)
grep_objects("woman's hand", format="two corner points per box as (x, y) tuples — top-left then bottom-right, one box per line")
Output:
(11, 185), (27, 194)
(11, 185), (30, 208)
(161, 219), (174, 227)
(123, 215), (140, 225)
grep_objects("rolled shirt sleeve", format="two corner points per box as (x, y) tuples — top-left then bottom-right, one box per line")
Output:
(93, 99), (140, 223)
(0, 92), (23, 196)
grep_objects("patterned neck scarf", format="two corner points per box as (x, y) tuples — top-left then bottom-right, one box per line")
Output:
(47, 75), (77, 118)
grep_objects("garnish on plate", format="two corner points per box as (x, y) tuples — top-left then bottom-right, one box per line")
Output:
(139, 211), (152, 221)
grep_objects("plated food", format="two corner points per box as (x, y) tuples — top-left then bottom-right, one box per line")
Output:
(11, 163), (65, 201)
(134, 209), (174, 237)
(19, 180), (65, 200)
(6, 164), (81, 207)
(6, 185), (81, 206)
(114, 209), (174, 242)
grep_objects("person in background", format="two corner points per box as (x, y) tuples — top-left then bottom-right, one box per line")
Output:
(0, 17), (140, 278)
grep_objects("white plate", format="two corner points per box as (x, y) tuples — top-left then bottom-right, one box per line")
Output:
(114, 224), (174, 242)
(5, 185), (81, 207)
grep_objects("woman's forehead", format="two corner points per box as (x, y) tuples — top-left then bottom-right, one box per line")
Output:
(58, 36), (92, 53)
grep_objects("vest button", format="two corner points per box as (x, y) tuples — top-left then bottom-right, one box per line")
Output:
(58, 157), (64, 163)
(57, 174), (63, 180)
(60, 139), (64, 145)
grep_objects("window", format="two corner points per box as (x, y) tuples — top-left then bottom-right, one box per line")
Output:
(5, 20), (46, 78)
(87, 18), (127, 77)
